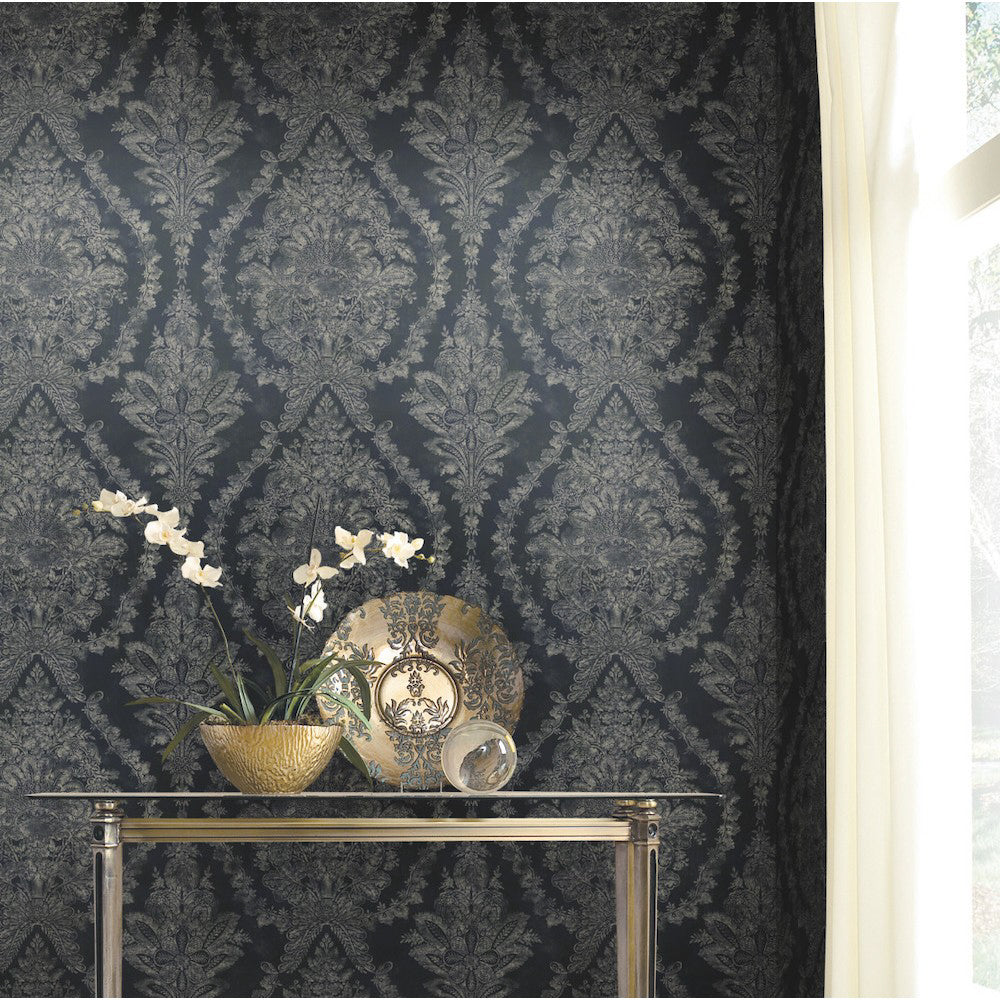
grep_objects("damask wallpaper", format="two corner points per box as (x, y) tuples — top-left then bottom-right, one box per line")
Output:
(0, 3), (825, 997)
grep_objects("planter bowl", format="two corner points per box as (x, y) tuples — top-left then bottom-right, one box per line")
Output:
(199, 722), (343, 794)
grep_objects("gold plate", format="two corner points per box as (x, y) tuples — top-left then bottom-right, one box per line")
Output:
(317, 592), (524, 789)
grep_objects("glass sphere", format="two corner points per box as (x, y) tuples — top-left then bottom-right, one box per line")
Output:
(441, 720), (517, 793)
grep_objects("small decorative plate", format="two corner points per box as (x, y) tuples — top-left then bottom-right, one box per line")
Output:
(316, 591), (524, 789)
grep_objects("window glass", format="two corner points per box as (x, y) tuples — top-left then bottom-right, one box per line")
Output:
(968, 3), (1000, 151)
(971, 241), (1000, 989)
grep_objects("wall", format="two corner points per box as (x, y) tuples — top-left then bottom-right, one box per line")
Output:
(0, 3), (825, 996)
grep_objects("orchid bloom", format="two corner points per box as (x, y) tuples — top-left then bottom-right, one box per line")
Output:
(379, 530), (423, 568)
(180, 555), (222, 588)
(143, 507), (184, 547)
(335, 526), (374, 569)
(292, 547), (338, 586)
(289, 580), (327, 627)
(144, 507), (185, 547)
(92, 489), (157, 518)
(173, 538), (205, 559)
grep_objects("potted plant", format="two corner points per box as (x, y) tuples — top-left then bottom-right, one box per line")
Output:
(89, 488), (431, 793)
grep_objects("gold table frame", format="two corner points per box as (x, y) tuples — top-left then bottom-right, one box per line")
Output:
(31, 791), (720, 999)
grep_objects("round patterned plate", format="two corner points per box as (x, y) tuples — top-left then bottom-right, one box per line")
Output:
(316, 591), (524, 789)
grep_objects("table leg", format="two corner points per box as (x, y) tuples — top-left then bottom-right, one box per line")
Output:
(614, 799), (660, 998)
(91, 800), (124, 998)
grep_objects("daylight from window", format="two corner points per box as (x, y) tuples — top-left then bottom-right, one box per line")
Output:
(969, 3), (1000, 989)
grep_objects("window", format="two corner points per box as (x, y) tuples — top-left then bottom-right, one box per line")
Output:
(966, 3), (1000, 990)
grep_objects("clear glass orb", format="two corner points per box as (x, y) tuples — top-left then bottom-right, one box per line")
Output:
(441, 720), (517, 793)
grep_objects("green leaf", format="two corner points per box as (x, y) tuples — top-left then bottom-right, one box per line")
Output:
(245, 630), (287, 697)
(127, 696), (229, 719)
(336, 735), (373, 785)
(315, 690), (373, 731)
(233, 674), (257, 724)
(207, 659), (238, 708)
(161, 711), (209, 762)
(257, 665), (373, 726)
(259, 689), (319, 719)
(293, 653), (338, 684)
(285, 654), (339, 716)
(218, 702), (244, 723)
(336, 662), (373, 721)
(295, 654), (338, 690)
(242, 676), (270, 704)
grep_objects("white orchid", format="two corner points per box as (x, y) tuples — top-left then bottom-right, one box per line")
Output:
(180, 556), (222, 588)
(379, 530), (423, 568)
(289, 580), (327, 628)
(171, 537), (205, 559)
(89, 486), (426, 769)
(92, 489), (157, 518)
(292, 547), (338, 585)
(335, 526), (374, 568)
(143, 507), (184, 547)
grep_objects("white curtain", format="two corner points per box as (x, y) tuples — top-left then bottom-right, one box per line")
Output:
(816, 4), (967, 997)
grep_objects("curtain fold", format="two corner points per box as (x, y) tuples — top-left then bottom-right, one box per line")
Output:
(818, 6), (903, 995)
(817, 3), (968, 996)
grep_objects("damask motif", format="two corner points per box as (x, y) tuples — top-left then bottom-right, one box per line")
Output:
(519, 394), (730, 701)
(695, 293), (786, 539)
(233, 3), (415, 159)
(454, 621), (523, 723)
(115, 289), (246, 509)
(208, 3), (449, 164)
(694, 833), (790, 997)
(219, 810), (440, 989)
(236, 124), (417, 429)
(407, 292), (534, 532)
(406, 844), (537, 998)
(0, 127), (128, 428)
(525, 127), (708, 430)
(0, 4), (145, 160)
(378, 657), (458, 734)
(695, 15), (781, 266)
(0, 397), (128, 700)
(234, 394), (430, 638)
(406, 17), (535, 267)
(496, 120), (736, 437)
(126, 847), (248, 997)
(380, 592), (445, 652)
(259, 932), (390, 999)
(693, 562), (780, 808)
(500, 3), (737, 159)
(5, 932), (77, 998)
(0, 667), (136, 983)
(116, 17), (246, 275)
(112, 578), (227, 788)
(524, 666), (734, 923)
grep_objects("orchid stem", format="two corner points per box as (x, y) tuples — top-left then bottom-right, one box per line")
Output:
(201, 586), (239, 694)
(288, 497), (321, 714)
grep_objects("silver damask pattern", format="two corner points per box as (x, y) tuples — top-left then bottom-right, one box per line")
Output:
(0, 5), (824, 998)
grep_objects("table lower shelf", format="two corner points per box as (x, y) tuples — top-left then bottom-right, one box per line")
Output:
(120, 815), (633, 842)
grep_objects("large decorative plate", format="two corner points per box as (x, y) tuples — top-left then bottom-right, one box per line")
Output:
(317, 592), (524, 789)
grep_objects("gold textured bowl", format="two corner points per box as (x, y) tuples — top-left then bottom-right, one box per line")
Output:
(199, 722), (343, 794)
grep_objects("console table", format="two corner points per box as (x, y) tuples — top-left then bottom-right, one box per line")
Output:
(28, 791), (721, 999)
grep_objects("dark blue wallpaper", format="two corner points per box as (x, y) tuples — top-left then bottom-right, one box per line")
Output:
(0, 3), (825, 996)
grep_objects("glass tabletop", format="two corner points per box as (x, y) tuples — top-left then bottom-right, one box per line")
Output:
(27, 790), (722, 801)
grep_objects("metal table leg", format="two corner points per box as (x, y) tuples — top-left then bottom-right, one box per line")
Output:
(91, 800), (124, 999)
(615, 799), (660, 998)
